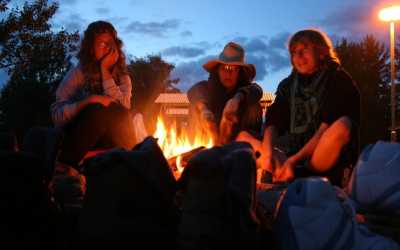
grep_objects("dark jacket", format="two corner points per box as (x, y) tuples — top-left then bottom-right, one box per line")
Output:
(188, 75), (263, 135)
(265, 62), (361, 186)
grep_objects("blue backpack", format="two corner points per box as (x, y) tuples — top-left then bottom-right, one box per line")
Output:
(274, 178), (400, 250)
(347, 141), (400, 214)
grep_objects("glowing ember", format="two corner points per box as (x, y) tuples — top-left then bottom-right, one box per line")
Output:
(153, 116), (213, 177)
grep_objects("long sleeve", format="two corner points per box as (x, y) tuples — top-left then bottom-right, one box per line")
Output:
(238, 82), (263, 104)
(187, 80), (210, 107)
(51, 67), (85, 126)
(264, 79), (291, 135)
(102, 74), (132, 109)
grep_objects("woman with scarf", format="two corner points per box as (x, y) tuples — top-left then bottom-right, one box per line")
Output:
(238, 29), (360, 187)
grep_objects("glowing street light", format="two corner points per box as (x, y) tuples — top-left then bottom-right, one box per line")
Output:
(379, 6), (400, 142)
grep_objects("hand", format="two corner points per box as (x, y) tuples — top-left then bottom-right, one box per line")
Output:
(100, 47), (119, 70)
(219, 115), (236, 145)
(200, 108), (216, 123)
(87, 95), (114, 107)
(198, 108), (219, 144)
(222, 97), (240, 124)
(273, 156), (295, 183)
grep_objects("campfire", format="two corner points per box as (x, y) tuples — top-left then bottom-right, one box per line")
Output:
(153, 116), (213, 179)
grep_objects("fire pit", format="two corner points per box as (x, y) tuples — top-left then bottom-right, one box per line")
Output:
(153, 117), (213, 179)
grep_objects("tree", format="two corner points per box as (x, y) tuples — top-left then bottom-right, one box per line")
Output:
(0, 0), (79, 144)
(336, 35), (390, 149)
(127, 55), (179, 133)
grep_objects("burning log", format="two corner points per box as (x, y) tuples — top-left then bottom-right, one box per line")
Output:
(153, 116), (213, 179)
(167, 146), (205, 175)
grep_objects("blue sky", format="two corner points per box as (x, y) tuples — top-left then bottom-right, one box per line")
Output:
(1, 0), (397, 93)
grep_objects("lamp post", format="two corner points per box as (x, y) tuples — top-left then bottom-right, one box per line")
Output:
(379, 6), (400, 142)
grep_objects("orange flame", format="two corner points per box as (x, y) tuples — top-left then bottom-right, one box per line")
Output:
(153, 116), (213, 174)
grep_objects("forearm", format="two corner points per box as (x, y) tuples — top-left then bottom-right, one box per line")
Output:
(51, 97), (91, 126)
(102, 73), (132, 109)
(290, 123), (329, 163)
(101, 67), (113, 82)
(262, 126), (278, 157)
(238, 83), (263, 104)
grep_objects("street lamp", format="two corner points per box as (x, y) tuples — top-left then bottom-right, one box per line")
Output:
(379, 6), (400, 142)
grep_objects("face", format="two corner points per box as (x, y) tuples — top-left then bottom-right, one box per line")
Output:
(218, 64), (240, 90)
(93, 32), (116, 61)
(290, 42), (319, 75)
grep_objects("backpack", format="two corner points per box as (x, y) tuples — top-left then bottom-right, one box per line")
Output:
(347, 140), (400, 214)
(274, 177), (400, 250)
(177, 142), (260, 250)
(77, 136), (178, 248)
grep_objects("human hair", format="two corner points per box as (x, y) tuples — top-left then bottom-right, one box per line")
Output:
(209, 64), (254, 88)
(288, 29), (340, 67)
(78, 20), (128, 85)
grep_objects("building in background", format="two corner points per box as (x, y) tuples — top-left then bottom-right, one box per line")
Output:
(155, 92), (276, 129)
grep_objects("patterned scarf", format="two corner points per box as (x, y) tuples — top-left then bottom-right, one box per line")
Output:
(284, 68), (329, 154)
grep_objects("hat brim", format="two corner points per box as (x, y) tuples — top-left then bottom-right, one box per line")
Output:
(203, 60), (256, 80)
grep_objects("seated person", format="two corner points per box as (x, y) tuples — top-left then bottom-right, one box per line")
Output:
(188, 42), (263, 145)
(51, 20), (136, 168)
(237, 29), (360, 187)
(50, 21), (136, 203)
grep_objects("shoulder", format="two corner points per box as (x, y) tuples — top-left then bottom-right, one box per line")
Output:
(188, 80), (209, 92)
(62, 65), (85, 84)
(330, 65), (359, 93)
(276, 74), (294, 96)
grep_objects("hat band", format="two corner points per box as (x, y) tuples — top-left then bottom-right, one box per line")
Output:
(219, 54), (244, 64)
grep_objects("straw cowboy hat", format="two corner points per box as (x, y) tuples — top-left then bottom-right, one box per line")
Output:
(203, 42), (256, 80)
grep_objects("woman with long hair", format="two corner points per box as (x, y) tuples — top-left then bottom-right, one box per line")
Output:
(50, 21), (136, 204)
(187, 42), (263, 145)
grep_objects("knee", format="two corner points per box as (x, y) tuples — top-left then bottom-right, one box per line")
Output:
(235, 131), (253, 142)
(108, 104), (132, 123)
(321, 117), (352, 145)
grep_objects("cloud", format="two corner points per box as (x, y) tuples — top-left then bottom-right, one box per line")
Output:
(105, 16), (129, 26)
(170, 34), (292, 90)
(95, 7), (110, 15)
(180, 30), (192, 37)
(268, 32), (291, 50)
(124, 19), (180, 37)
(171, 55), (214, 91)
(238, 35), (290, 80)
(245, 38), (268, 53)
(54, 12), (87, 32)
(162, 46), (205, 58)
(318, 0), (389, 42)
(57, 0), (79, 6)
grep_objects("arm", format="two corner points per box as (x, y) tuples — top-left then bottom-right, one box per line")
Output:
(102, 72), (132, 109)
(188, 82), (219, 143)
(237, 82), (263, 104)
(219, 83), (262, 140)
(51, 67), (85, 126)
(51, 67), (114, 126)
(285, 122), (329, 166)
(272, 122), (329, 183)
(100, 47), (132, 109)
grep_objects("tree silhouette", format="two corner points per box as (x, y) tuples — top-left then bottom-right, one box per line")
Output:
(0, 0), (79, 144)
(336, 35), (390, 148)
(127, 55), (179, 134)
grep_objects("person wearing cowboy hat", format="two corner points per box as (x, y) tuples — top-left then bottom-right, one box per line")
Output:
(187, 42), (263, 145)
